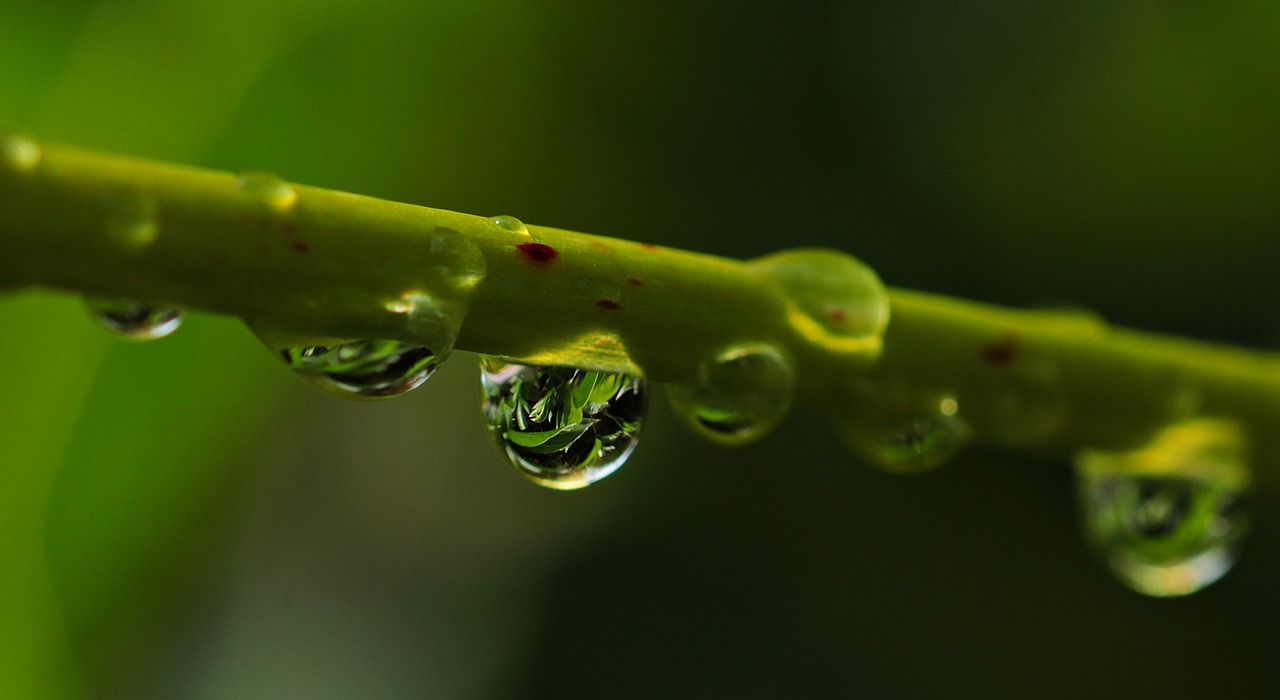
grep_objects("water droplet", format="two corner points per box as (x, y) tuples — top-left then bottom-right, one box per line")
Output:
(85, 297), (182, 340)
(104, 191), (159, 248)
(666, 343), (794, 445)
(1076, 419), (1251, 597)
(276, 338), (448, 399)
(747, 249), (889, 357)
(427, 227), (487, 292)
(490, 215), (529, 236)
(236, 171), (298, 211)
(1, 131), (41, 172)
(834, 389), (971, 473)
(481, 356), (647, 490)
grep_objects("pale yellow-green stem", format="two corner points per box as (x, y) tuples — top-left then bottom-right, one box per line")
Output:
(3, 139), (1279, 490)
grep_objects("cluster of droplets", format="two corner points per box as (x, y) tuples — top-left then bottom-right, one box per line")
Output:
(61, 170), (1258, 601)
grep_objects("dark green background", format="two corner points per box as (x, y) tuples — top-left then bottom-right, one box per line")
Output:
(2, 1), (1279, 697)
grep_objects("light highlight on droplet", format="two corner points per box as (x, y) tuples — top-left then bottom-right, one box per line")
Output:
(481, 356), (647, 490)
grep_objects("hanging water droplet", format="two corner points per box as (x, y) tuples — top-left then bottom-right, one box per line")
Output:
(1076, 418), (1251, 597)
(747, 249), (889, 357)
(104, 191), (159, 248)
(85, 297), (182, 340)
(666, 343), (794, 445)
(490, 215), (529, 236)
(276, 338), (448, 399)
(1, 131), (41, 173)
(236, 171), (298, 211)
(481, 356), (647, 490)
(834, 389), (970, 473)
(427, 226), (487, 292)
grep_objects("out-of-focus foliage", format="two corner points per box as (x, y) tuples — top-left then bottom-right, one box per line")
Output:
(1, 1), (1278, 697)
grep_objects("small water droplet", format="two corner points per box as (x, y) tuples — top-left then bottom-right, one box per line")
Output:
(666, 343), (794, 445)
(748, 249), (889, 357)
(276, 338), (447, 399)
(86, 297), (182, 340)
(1076, 419), (1250, 597)
(490, 215), (529, 236)
(427, 227), (487, 292)
(481, 356), (647, 490)
(236, 171), (298, 211)
(834, 390), (971, 473)
(105, 192), (159, 248)
(1, 131), (41, 172)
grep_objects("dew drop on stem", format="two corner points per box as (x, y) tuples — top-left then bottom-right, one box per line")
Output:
(1, 131), (41, 173)
(833, 388), (970, 474)
(1075, 418), (1251, 597)
(480, 356), (647, 490)
(104, 191), (159, 248)
(747, 249), (889, 358)
(236, 171), (298, 211)
(427, 227), (487, 292)
(85, 297), (182, 340)
(490, 215), (529, 237)
(273, 338), (447, 399)
(666, 343), (794, 446)
(254, 293), (457, 399)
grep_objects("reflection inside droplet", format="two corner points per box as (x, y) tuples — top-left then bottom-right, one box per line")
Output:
(481, 356), (647, 489)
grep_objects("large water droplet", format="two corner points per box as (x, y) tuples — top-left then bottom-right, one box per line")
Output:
(427, 226), (487, 292)
(1076, 419), (1250, 597)
(236, 171), (298, 211)
(481, 357), (647, 490)
(86, 297), (182, 340)
(666, 343), (794, 445)
(748, 249), (889, 357)
(490, 215), (529, 236)
(834, 389), (970, 473)
(104, 191), (159, 248)
(277, 338), (447, 399)
(1, 131), (41, 172)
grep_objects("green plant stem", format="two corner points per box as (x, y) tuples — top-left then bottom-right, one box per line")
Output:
(3, 141), (1279, 487)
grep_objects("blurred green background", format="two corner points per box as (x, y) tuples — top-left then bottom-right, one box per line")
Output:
(3, 1), (1280, 697)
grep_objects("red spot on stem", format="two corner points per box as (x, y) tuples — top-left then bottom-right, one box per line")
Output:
(516, 242), (559, 263)
(289, 240), (310, 254)
(982, 334), (1021, 367)
(640, 243), (658, 251)
(626, 277), (643, 287)
(827, 308), (848, 324)
(596, 300), (622, 311)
